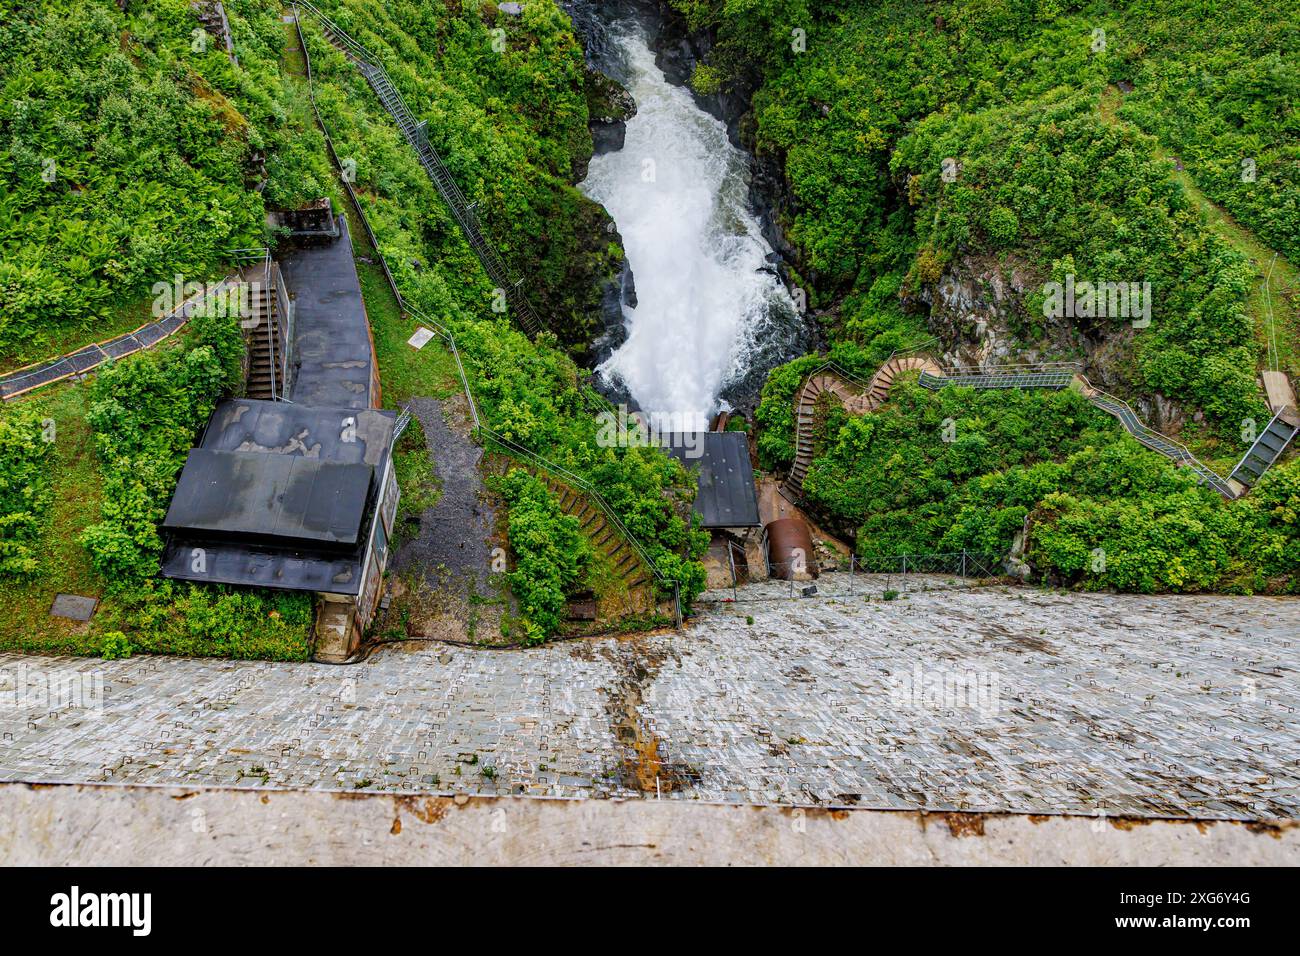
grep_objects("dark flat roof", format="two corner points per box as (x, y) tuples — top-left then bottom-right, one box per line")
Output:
(662, 432), (760, 528)
(201, 399), (395, 466)
(159, 538), (365, 595)
(163, 449), (373, 548)
(279, 215), (374, 409)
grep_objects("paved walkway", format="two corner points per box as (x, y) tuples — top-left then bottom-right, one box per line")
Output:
(0, 584), (1295, 819)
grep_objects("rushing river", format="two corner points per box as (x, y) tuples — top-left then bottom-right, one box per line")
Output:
(578, 21), (806, 430)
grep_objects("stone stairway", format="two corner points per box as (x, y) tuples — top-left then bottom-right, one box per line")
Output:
(487, 458), (658, 615)
(785, 349), (1297, 502)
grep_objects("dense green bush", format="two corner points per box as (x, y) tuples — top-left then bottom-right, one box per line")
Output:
(0, 408), (54, 576)
(497, 468), (593, 643)
(797, 380), (1296, 593)
(0, 0), (340, 363)
(96, 581), (314, 660)
(893, 91), (1268, 437)
(298, 0), (621, 349)
(292, 3), (710, 608)
(686, 0), (1295, 594)
(79, 306), (241, 583)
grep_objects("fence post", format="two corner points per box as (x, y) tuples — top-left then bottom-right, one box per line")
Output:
(961, 548), (967, 580)
(849, 553), (855, 596)
(727, 540), (738, 603)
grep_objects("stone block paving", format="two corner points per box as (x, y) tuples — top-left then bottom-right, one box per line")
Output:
(0, 584), (1296, 819)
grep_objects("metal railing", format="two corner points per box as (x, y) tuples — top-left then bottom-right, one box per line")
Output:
(290, 7), (681, 627)
(700, 548), (1004, 604)
(1078, 376), (1237, 498)
(292, 0), (542, 336)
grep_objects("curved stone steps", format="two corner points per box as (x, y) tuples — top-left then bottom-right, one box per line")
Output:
(784, 356), (944, 499)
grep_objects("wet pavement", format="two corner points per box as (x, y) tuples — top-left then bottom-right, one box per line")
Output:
(391, 395), (498, 600)
(1, 583), (1296, 819)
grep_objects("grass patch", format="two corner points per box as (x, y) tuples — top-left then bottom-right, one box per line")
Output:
(0, 380), (116, 653)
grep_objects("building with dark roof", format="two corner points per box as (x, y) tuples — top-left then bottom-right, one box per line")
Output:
(160, 211), (398, 661)
(160, 400), (397, 602)
(662, 431), (760, 529)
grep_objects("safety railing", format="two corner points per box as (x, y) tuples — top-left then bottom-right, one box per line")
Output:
(292, 0), (542, 336)
(700, 547), (1005, 604)
(1079, 376), (1236, 498)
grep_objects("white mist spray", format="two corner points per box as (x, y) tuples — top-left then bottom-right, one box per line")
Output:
(579, 25), (797, 426)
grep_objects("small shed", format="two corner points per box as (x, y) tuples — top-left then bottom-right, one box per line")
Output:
(661, 431), (760, 529)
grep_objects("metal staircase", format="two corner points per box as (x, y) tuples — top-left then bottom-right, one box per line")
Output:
(919, 363), (1080, 391)
(1230, 408), (1300, 489)
(1080, 384), (1238, 498)
(783, 356), (1075, 499)
(293, 1), (541, 337)
(781, 352), (1299, 502)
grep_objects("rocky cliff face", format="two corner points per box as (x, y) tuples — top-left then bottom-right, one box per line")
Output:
(907, 253), (1195, 432)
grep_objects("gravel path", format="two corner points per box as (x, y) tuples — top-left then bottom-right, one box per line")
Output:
(391, 396), (497, 600)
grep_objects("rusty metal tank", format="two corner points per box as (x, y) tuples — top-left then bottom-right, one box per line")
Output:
(764, 517), (817, 580)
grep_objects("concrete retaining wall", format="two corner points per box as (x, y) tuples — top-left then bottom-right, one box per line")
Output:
(1, 782), (1294, 865)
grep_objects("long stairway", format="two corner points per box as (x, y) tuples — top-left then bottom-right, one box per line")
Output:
(1077, 380), (1238, 498)
(785, 355), (943, 498)
(294, 1), (541, 336)
(1230, 407), (1300, 489)
(243, 275), (280, 400)
(784, 353), (1293, 502)
(486, 458), (658, 615)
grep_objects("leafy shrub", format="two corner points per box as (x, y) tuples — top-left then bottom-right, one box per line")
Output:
(79, 307), (241, 584)
(97, 581), (314, 660)
(0, 409), (53, 577)
(496, 468), (593, 643)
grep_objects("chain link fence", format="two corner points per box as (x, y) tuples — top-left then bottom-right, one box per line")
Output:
(699, 550), (1006, 605)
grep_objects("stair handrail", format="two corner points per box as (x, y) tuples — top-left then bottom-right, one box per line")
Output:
(1230, 406), (1296, 480)
(800, 359), (876, 395)
(885, 336), (941, 362)
(293, 0), (542, 336)
(1078, 374), (1235, 496)
(939, 360), (1083, 374)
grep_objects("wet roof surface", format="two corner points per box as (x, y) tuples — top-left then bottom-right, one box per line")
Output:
(158, 538), (364, 595)
(201, 399), (395, 467)
(163, 449), (373, 548)
(279, 216), (373, 409)
(663, 432), (760, 527)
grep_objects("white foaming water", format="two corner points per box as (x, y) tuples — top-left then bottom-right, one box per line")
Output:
(579, 27), (797, 429)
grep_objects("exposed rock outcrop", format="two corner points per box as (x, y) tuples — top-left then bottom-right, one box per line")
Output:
(585, 65), (636, 157)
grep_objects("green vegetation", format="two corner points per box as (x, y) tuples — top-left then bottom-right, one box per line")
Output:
(0, 0), (332, 364)
(691, 0), (1299, 593)
(292, 2), (709, 618)
(294, 0), (620, 351)
(0, 408), (53, 576)
(804, 380), (1298, 592)
(1, 0), (705, 656)
(78, 305), (241, 581)
(496, 468), (593, 644)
